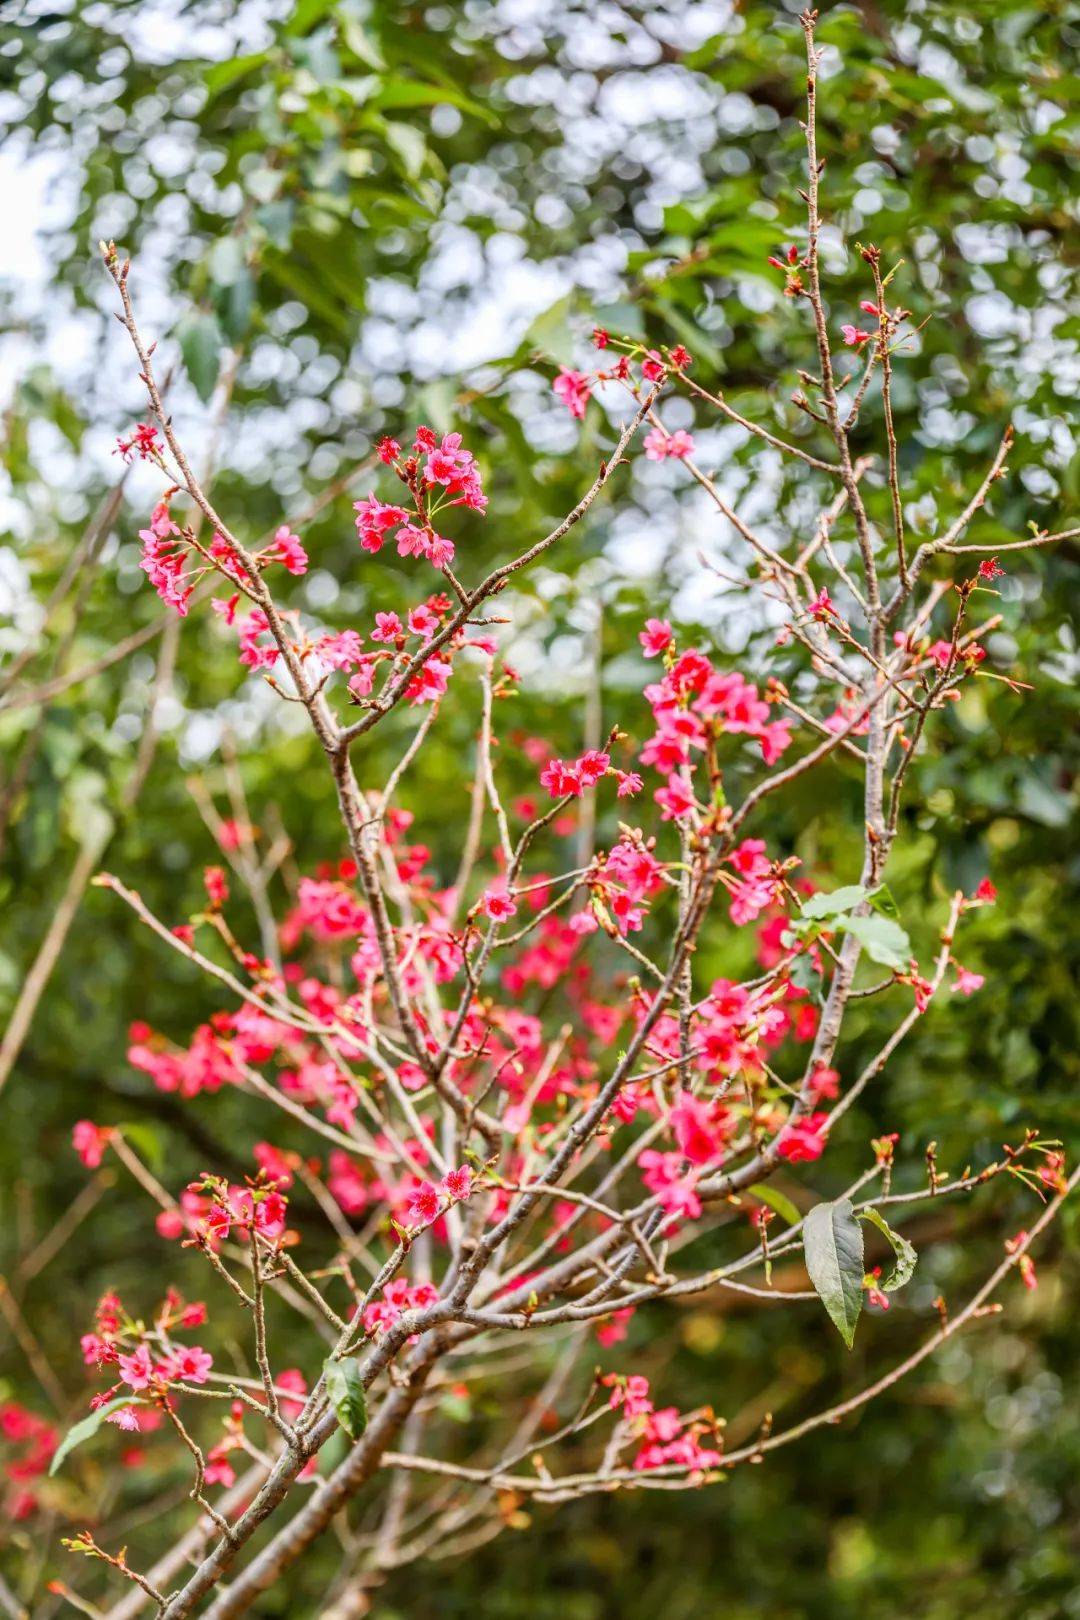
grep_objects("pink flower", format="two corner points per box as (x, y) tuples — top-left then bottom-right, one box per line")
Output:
(614, 770), (643, 798)
(973, 878), (997, 904)
(952, 965), (985, 996)
(408, 603), (440, 637)
(641, 350), (666, 382)
(371, 612), (403, 643)
(639, 618), (673, 658)
(265, 525), (308, 576)
(317, 630), (365, 672)
(775, 1111), (829, 1164)
(553, 368), (592, 419)
(540, 759), (584, 799)
(643, 429), (695, 461)
(353, 495), (408, 554)
(841, 324), (873, 347)
(577, 750), (610, 786)
(72, 1121), (111, 1169)
(406, 655), (452, 706)
(106, 1406), (141, 1431)
(407, 1182), (441, 1227)
(670, 1094), (726, 1167)
(481, 888), (517, 922)
(654, 774), (695, 822)
(159, 1345), (213, 1385)
(979, 557), (1005, 581)
(441, 1165), (473, 1201)
(117, 1345), (156, 1391)
(376, 437), (400, 464)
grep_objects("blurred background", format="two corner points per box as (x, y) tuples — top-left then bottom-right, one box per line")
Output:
(1, 0), (1079, 1615)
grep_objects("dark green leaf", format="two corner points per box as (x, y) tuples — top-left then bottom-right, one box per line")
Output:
(324, 1356), (367, 1440)
(803, 1198), (864, 1348)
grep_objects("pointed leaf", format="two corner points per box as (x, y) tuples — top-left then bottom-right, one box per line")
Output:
(748, 1183), (801, 1226)
(801, 885), (868, 921)
(860, 1207), (918, 1291)
(838, 913), (911, 971)
(803, 1198), (864, 1348)
(50, 1399), (143, 1476)
(324, 1356), (367, 1440)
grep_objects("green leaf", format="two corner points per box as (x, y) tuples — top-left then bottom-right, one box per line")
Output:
(116, 1122), (164, 1173)
(801, 885), (868, 921)
(860, 1207), (918, 1291)
(748, 1183), (801, 1226)
(522, 296), (577, 368)
(324, 1356), (367, 1440)
(176, 313), (222, 403)
(50, 1399), (142, 1476)
(838, 913), (912, 972)
(383, 120), (428, 182)
(868, 884), (901, 921)
(803, 1198), (865, 1348)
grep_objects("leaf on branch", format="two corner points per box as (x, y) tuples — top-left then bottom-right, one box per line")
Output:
(324, 1356), (368, 1440)
(50, 1399), (144, 1476)
(800, 884), (868, 921)
(860, 1207), (918, 1291)
(837, 913), (911, 971)
(803, 1198), (864, 1348)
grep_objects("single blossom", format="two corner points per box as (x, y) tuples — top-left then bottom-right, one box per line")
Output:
(553, 368), (592, 419)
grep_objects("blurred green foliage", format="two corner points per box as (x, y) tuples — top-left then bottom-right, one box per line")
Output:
(1, 0), (1079, 1614)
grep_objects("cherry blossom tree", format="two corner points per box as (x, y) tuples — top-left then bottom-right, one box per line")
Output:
(13, 13), (1075, 1618)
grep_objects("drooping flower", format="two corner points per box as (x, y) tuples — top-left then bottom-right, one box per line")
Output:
(553, 368), (592, 419)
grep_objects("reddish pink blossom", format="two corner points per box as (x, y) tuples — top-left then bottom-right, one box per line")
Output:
(159, 1345), (213, 1385)
(841, 323), (873, 347)
(641, 350), (666, 382)
(775, 1111), (829, 1164)
(406, 1182), (441, 1227)
(371, 612), (403, 643)
(481, 888), (517, 922)
(553, 368), (592, 419)
(639, 618), (673, 658)
(441, 1165), (473, 1201)
(117, 1345), (156, 1391)
(654, 774), (696, 822)
(670, 1094), (726, 1167)
(979, 557), (1005, 581)
(952, 965), (985, 996)
(406, 655), (452, 705)
(973, 878), (997, 904)
(377, 436), (400, 464)
(354, 495), (409, 553)
(540, 759), (583, 798)
(264, 525), (308, 576)
(72, 1120), (112, 1169)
